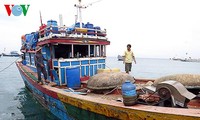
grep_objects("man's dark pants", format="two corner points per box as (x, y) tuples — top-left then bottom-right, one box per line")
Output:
(125, 63), (132, 73)
(37, 66), (47, 82)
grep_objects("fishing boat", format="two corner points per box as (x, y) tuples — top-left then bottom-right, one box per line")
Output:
(171, 57), (200, 62)
(117, 55), (124, 61)
(16, 1), (200, 120)
(2, 51), (20, 57)
(180, 58), (200, 62)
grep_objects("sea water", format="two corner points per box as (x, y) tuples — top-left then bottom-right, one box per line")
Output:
(0, 57), (57, 120)
(0, 57), (200, 119)
(107, 57), (200, 79)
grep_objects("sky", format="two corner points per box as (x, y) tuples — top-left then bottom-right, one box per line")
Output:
(0, 0), (200, 59)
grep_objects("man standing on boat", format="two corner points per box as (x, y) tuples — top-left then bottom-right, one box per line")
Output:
(34, 46), (48, 85)
(123, 44), (136, 74)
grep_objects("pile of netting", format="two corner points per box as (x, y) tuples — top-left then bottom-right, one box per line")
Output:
(87, 72), (135, 90)
(154, 74), (200, 87)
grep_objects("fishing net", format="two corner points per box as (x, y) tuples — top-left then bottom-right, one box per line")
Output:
(153, 74), (200, 87)
(87, 72), (135, 90)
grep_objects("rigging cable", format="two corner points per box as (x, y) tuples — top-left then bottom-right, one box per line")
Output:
(0, 57), (21, 73)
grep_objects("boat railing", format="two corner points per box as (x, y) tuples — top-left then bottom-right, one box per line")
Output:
(52, 57), (106, 85)
(38, 25), (107, 41)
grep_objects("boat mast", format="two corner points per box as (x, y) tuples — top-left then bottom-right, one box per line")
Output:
(74, 0), (85, 28)
(39, 11), (43, 26)
(74, 0), (102, 28)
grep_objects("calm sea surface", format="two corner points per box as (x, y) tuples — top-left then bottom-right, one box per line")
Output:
(0, 56), (200, 119)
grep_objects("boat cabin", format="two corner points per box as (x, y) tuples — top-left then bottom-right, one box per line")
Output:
(21, 20), (110, 87)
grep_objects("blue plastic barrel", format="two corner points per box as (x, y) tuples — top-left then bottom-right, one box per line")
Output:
(75, 22), (84, 28)
(66, 67), (80, 89)
(94, 26), (101, 30)
(85, 22), (95, 36)
(85, 22), (93, 28)
(47, 20), (58, 26)
(46, 20), (59, 35)
(94, 26), (101, 36)
(121, 80), (137, 106)
(67, 27), (75, 34)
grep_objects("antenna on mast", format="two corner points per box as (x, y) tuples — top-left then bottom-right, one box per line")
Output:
(74, 0), (84, 28)
(59, 14), (63, 26)
(84, 0), (102, 8)
(74, 0), (102, 28)
(39, 11), (43, 26)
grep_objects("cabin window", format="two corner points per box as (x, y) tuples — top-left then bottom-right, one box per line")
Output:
(74, 45), (88, 58)
(95, 45), (106, 57)
(53, 44), (105, 59)
(96, 45), (104, 57)
(54, 44), (72, 58)
(101, 45), (106, 56)
(90, 45), (94, 57)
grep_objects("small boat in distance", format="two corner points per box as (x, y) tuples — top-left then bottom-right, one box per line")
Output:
(171, 57), (200, 62)
(117, 55), (124, 61)
(2, 51), (20, 57)
(180, 58), (200, 62)
(171, 53), (200, 62)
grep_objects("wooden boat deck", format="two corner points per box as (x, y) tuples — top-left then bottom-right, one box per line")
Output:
(17, 61), (200, 119)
